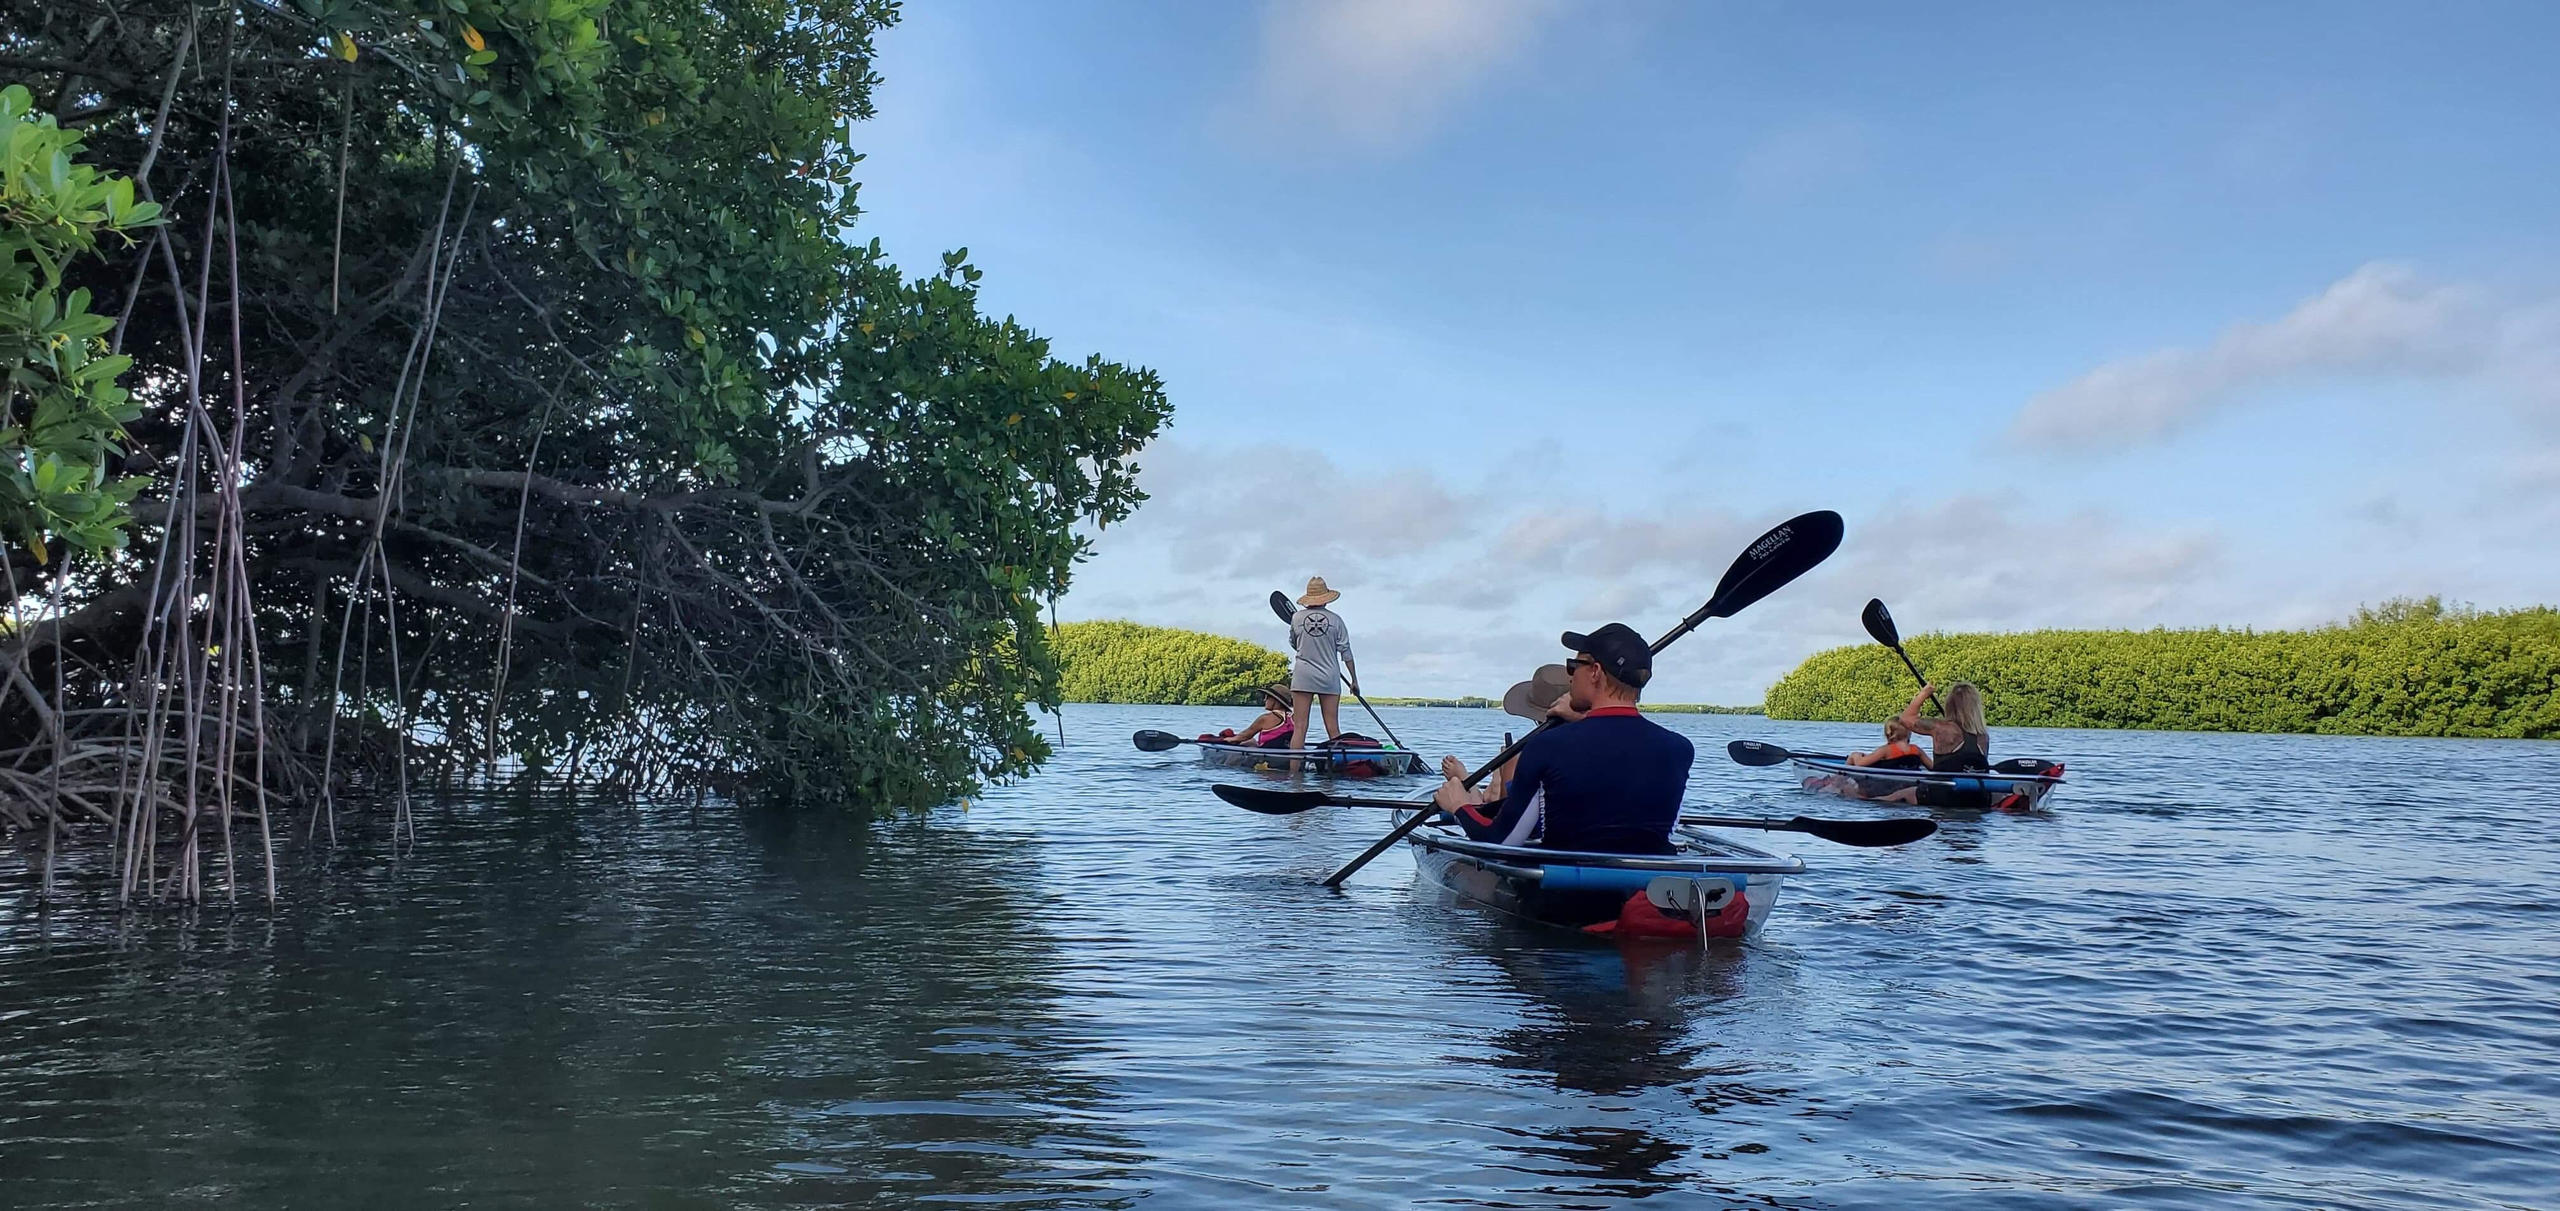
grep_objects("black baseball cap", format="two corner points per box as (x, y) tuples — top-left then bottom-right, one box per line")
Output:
(1561, 622), (1652, 687)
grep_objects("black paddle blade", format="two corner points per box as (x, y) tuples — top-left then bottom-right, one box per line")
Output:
(1697, 510), (1845, 629)
(1792, 815), (1937, 847)
(1211, 783), (1329, 816)
(1726, 739), (1794, 767)
(1861, 598), (1900, 648)
(1132, 729), (1184, 752)
(1269, 590), (1295, 622)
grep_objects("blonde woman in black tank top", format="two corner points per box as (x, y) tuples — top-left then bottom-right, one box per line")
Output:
(1873, 686), (1986, 809)
(1876, 682), (1994, 805)
(1895, 681), (1990, 771)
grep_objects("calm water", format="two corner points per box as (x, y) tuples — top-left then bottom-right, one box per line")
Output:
(4, 704), (2556, 1209)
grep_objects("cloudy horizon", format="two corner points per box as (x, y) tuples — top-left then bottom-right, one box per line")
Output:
(845, 1), (2560, 702)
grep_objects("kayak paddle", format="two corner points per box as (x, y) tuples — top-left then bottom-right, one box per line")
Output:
(1351, 688), (1412, 753)
(1320, 508), (1846, 887)
(1211, 785), (1936, 848)
(1861, 598), (1942, 715)
(1132, 729), (1198, 752)
(1728, 738), (2058, 778)
(1726, 739), (1847, 766)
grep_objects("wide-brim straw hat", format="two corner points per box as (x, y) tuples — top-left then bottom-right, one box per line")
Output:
(1297, 576), (1341, 607)
(1500, 663), (1572, 721)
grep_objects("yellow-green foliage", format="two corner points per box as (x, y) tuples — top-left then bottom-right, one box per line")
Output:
(1051, 621), (1290, 705)
(1764, 600), (2560, 739)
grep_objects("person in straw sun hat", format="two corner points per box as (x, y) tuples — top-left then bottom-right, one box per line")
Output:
(1285, 576), (1360, 761)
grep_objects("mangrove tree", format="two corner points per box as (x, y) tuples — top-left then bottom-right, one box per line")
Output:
(1, 0), (1169, 901)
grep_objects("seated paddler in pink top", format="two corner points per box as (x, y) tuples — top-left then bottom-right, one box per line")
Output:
(1212, 685), (1297, 748)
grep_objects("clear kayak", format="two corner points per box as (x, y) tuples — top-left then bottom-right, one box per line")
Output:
(1196, 741), (1428, 777)
(1789, 756), (2064, 811)
(1402, 812), (1804, 944)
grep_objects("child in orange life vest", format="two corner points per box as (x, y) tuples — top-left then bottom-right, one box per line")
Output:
(1850, 718), (1930, 770)
(1806, 719), (1929, 798)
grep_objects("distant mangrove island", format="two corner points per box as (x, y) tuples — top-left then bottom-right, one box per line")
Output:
(1766, 599), (2558, 740)
(1049, 620), (1762, 713)
(1057, 600), (2559, 740)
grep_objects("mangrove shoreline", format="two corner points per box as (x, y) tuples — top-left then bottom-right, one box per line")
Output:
(1062, 601), (2559, 740)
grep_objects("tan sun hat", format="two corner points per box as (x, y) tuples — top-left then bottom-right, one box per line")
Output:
(1297, 576), (1341, 607)
(1500, 663), (1572, 721)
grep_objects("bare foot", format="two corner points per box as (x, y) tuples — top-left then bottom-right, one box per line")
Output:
(1439, 755), (1466, 780)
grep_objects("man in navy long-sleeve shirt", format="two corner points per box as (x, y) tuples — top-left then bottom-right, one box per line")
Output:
(1433, 623), (1694, 855)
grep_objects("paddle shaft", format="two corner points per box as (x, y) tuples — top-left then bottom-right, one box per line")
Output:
(1318, 510), (1842, 887)
(1890, 643), (1944, 716)
(1320, 719), (1550, 886)
(1349, 688), (1411, 752)
(1324, 571), (1761, 886)
(1271, 791), (1925, 845)
(1297, 796), (1858, 831)
(1729, 738), (2055, 780)
(1867, 602), (1944, 715)
(1728, 739), (1870, 766)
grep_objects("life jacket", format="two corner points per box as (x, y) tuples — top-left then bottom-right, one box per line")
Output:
(1584, 886), (1751, 941)
(1251, 723), (1296, 748)
(1869, 741), (1928, 770)
(1321, 733), (1394, 777)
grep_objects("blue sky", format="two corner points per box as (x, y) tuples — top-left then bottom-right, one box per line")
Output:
(847, 0), (2560, 702)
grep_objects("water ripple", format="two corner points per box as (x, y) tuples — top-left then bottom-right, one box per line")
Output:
(2, 706), (2556, 1208)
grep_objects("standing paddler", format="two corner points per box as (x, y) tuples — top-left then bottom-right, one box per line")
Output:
(1286, 577), (1361, 768)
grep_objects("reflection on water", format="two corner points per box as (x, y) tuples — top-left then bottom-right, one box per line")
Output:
(1, 791), (1146, 1209)
(5, 704), (2558, 1209)
(1478, 944), (1730, 1202)
(1478, 938), (1720, 1096)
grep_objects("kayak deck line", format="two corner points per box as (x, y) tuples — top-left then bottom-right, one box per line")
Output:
(1788, 756), (2065, 809)
(1398, 810), (1804, 943)
(1194, 741), (1430, 776)
(1789, 756), (2063, 785)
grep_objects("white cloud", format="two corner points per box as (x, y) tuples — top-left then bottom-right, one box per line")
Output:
(1820, 495), (2228, 634)
(1066, 442), (1783, 697)
(1113, 441), (1483, 585)
(1735, 115), (1873, 201)
(1245, 0), (1562, 152)
(2011, 262), (2560, 448)
(1481, 507), (1758, 621)
(1067, 432), (2560, 704)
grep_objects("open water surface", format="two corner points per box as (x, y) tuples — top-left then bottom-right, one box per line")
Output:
(3, 704), (2556, 1208)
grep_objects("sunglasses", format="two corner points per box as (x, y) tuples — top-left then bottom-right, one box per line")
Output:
(1563, 657), (1597, 675)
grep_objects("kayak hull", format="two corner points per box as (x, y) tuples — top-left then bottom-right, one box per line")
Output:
(1197, 741), (1428, 777)
(1403, 815), (1803, 943)
(1789, 756), (2062, 810)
